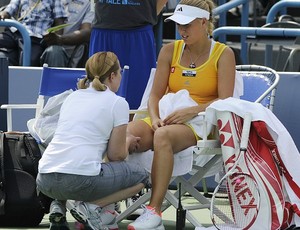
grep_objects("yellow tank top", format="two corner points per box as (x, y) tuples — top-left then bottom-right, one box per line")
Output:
(168, 40), (227, 104)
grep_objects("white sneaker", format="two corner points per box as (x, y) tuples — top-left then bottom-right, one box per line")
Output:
(66, 200), (118, 230)
(127, 205), (165, 230)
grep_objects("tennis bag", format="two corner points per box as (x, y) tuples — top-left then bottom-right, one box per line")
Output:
(217, 111), (300, 229)
(0, 131), (50, 227)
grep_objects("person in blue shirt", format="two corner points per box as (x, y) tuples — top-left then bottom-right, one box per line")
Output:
(40, 0), (94, 68)
(0, 0), (67, 66)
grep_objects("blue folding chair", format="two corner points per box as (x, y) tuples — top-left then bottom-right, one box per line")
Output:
(237, 64), (280, 111)
(1, 64), (86, 131)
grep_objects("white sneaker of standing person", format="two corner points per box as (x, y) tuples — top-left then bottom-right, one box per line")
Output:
(66, 200), (118, 230)
(127, 204), (165, 230)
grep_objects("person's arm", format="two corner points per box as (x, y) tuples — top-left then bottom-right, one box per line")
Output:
(0, 0), (20, 19)
(50, 0), (68, 35)
(216, 47), (236, 99)
(156, 0), (168, 15)
(43, 23), (91, 46)
(106, 125), (128, 161)
(147, 42), (173, 130)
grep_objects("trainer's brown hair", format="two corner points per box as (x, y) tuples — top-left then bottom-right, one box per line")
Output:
(78, 51), (119, 91)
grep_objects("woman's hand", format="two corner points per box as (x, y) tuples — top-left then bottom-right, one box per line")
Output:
(151, 117), (165, 131)
(163, 106), (200, 125)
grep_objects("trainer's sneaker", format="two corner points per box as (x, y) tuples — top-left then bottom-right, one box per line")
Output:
(127, 205), (165, 230)
(49, 200), (70, 230)
(67, 200), (118, 230)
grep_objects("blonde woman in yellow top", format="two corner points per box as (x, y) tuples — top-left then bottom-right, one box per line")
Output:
(127, 0), (236, 229)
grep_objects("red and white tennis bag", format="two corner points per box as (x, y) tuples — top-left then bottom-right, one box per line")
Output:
(216, 111), (300, 229)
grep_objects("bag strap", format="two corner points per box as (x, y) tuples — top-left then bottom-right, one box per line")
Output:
(0, 132), (6, 215)
(23, 134), (40, 176)
(17, 134), (26, 158)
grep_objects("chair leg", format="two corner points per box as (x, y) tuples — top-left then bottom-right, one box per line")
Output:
(201, 178), (209, 197)
(116, 191), (151, 223)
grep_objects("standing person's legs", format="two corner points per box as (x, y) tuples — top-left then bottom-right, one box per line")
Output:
(89, 26), (156, 109)
(122, 26), (156, 109)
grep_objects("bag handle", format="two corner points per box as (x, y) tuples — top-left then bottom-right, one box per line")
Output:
(0, 132), (6, 215)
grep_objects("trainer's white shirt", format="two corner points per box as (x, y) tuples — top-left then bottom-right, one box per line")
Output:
(38, 86), (129, 176)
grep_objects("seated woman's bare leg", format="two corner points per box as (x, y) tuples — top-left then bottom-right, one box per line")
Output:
(149, 124), (197, 213)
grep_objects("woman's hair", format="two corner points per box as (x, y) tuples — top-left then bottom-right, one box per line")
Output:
(78, 51), (119, 91)
(179, 0), (216, 36)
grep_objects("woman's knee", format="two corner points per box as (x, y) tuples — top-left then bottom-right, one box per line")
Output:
(153, 125), (196, 152)
(153, 128), (171, 147)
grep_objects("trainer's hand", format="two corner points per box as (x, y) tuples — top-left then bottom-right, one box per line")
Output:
(127, 134), (141, 153)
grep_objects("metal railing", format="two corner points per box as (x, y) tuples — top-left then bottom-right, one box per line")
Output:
(213, 26), (300, 66)
(0, 19), (31, 66)
(213, 0), (300, 67)
(214, 0), (249, 43)
(171, 0), (249, 40)
(264, 0), (300, 67)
